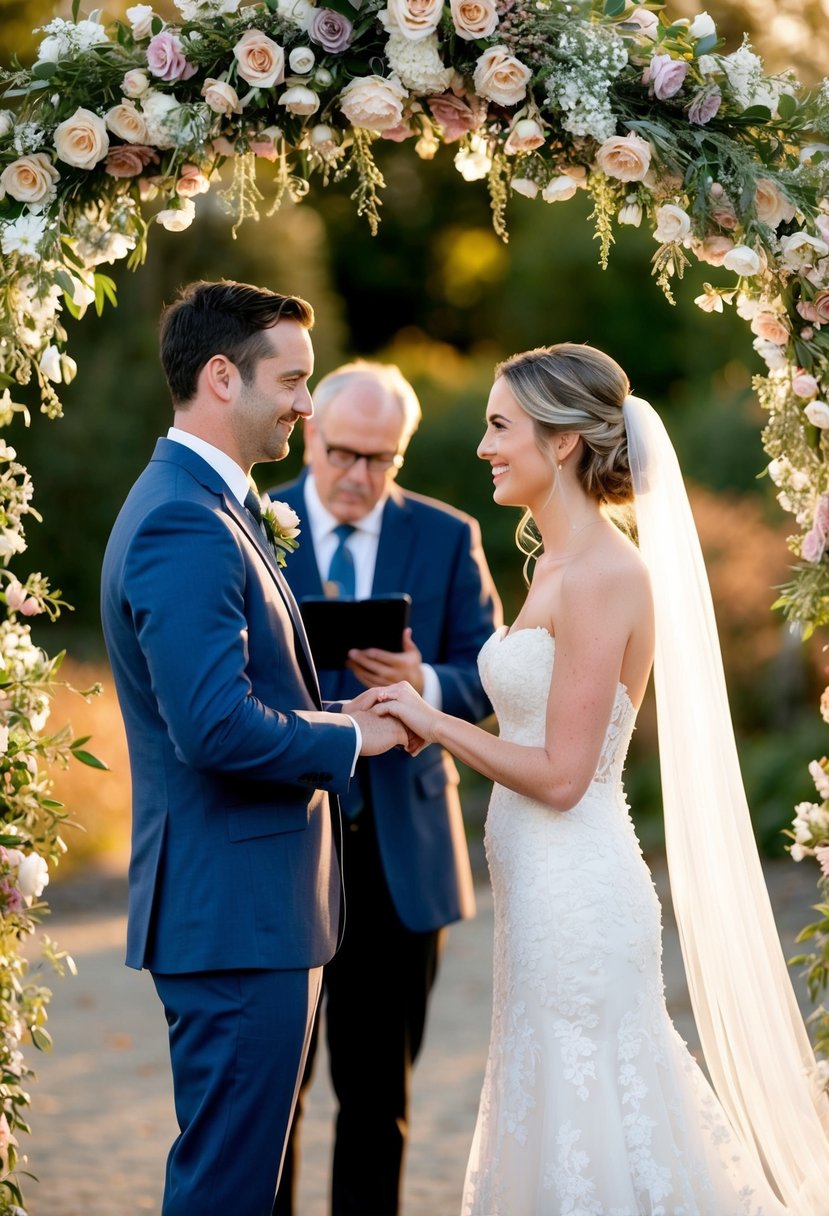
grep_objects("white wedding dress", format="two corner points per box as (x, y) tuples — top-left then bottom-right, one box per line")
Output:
(461, 625), (788, 1216)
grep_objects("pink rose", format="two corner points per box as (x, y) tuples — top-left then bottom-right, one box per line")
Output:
(802, 326), (815, 341)
(105, 144), (158, 177)
(815, 492), (829, 535)
(688, 86), (721, 124)
(427, 93), (480, 142)
(646, 54), (689, 101)
(146, 30), (197, 83)
(792, 371), (819, 399)
(710, 202), (738, 230)
(816, 845), (829, 878)
(750, 311), (789, 346)
(802, 526), (826, 563)
(309, 8), (354, 52)
(175, 163), (211, 197)
(19, 597), (42, 616)
(381, 121), (417, 143)
(694, 235), (734, 266)
(813, 290), (829, 325)
(797, 300), (819, 323)
(817, 215), (829, 245)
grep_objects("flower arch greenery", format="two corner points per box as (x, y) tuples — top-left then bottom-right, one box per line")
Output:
(2, 0), (829, 1206)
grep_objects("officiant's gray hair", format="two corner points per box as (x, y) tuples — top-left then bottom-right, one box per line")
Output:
(312, 361), (422, 448)
(496, 343), (633, 506)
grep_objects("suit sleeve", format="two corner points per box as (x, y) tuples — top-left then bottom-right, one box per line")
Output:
(432, 516), (501, 723)
(122, 499), (357, 791)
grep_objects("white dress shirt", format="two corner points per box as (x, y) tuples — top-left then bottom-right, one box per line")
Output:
(303, 475), (442, 709)
(166, 429), (362, 766)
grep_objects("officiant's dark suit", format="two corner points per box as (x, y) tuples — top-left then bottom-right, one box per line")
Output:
(101, 284), (406, 1216)
(270, 362), (500, 1216)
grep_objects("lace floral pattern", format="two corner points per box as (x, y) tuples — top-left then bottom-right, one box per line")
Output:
(461, 628), (785, 1216)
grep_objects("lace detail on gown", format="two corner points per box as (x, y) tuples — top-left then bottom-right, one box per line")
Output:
(461, 627), (786, 1216)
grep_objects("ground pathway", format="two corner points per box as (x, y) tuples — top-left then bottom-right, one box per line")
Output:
(23, 856), (817, 1215)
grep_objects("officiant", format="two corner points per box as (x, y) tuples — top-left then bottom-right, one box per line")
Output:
(269, 361), (500, 1216)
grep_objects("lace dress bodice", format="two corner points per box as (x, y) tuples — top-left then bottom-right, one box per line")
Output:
(462, 627), (785, 1216)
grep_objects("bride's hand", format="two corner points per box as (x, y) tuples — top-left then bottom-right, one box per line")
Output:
(373, 681), (440, 750)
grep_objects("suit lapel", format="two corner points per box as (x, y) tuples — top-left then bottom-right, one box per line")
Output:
(223, 492), (322, 706)
(372, 490), (416, 596)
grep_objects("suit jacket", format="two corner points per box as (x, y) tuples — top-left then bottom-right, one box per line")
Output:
(101, 440), (356, 974)
(270, 470), (501, 933)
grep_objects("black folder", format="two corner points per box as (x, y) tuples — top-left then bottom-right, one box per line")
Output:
(298, 594), (412, 670)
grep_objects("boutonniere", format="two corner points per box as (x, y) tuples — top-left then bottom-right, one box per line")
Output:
(260, 498), (301, 568)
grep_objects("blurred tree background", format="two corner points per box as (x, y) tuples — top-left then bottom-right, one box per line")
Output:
(3, 0), (828, 867)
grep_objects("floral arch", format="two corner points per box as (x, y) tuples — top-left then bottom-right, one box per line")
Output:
(1, 0), (829, 1206)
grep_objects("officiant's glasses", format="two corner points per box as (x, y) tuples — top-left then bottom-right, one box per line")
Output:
(321, 438), (405, 474)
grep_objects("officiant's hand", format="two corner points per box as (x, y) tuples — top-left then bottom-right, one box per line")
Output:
(345, 628), (424, 693)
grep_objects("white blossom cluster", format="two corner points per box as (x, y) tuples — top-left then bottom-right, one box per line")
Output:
(385, 34), (453, 96)
(35, 17), (109, 63)
(545, 24), (628, 143)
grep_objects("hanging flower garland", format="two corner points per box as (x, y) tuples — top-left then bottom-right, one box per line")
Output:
(1, 0), (829, 1202)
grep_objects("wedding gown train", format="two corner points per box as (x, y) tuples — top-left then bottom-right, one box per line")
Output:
(461, 626), (787, 1216)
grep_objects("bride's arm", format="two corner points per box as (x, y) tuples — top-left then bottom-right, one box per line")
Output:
(376, 562), (648, 812)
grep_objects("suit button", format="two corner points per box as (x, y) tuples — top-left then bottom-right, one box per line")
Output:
(349, 822), (360, 833)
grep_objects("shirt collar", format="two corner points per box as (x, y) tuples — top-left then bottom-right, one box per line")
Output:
(167, 427), (251, 508)
(304, 473), (387, 541)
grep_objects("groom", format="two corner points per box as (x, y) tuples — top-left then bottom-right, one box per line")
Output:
(100, 280), (410, 1216)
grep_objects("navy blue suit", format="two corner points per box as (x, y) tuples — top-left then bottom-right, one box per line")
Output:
(270, 470), (500, 1215)
(101, 440), (356, 1214)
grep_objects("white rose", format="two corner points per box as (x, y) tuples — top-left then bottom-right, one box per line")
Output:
(277, 0), (315, 26)
(54, 107), (109, 169)
(779, 231), (829, 271)
(380, 0), (444, 41)
(39, 345), (62, 382)
(233, 29), (285, 89)
(653, 203), (691, 244)
(805, 400), (829, 428)
(314, 67), (333, 86)
(338, 75), (407, 133)
(278, 85), (320, 116)
(155, 198), (196, 230)
(0, 153), (60, 206)
(722, 244), (761, 276)
(122, 69), (150, 98)
(473, 46), (531, 108)
(542, 175), (579, 203)
(450, 0), (498, 41)
(689, 11), (716, 39)
(201, 78), (242, 115)
(267, 499), (301, 533)
(0, 112), (14, 138)
(625, 8), (659, 38)
(510, 177), (538, 199)
(105, 101), (149, 144)
(126, 4), (155, 39)
(289, 46), (315, 74)
(17, 852), (49, 900)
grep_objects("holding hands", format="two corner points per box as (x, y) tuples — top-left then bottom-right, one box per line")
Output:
(370, 681), (443, 753)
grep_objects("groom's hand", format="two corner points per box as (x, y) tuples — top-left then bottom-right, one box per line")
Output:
(349, 709), (422, 756)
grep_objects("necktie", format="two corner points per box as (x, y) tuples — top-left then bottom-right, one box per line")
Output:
(244, 489), (271, 549)
(327, 523), (356, 599)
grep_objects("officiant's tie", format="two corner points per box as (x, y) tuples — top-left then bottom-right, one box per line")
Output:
(326, 523), (356, 599)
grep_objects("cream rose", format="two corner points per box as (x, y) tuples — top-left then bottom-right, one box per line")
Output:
(780, 231), (829, 271)
(450, 0), (498, 41)
(105, 101), (149, 144)
(122, 68), (150, 98)
(792, 372), (819, 399)
(542, 175), (579, 203)
(473, 46), (531, 107)
(510, 177), (538, 199)
(202, 78), (242, 115)
(750, 311), (789, 346)
(653, 203), (691, 244)
(381, 0), (444, 41)
(268, 499), (301, 533)
(504, 118), (544, 155)
(155, 198), (196, 230)
(595, 132), (652, 183)
(694, 235), (734, 266)
(805, 400), (829, 428)
(278, 85), (320, 116)
(338, 75), (407, 132)
(722, 244), (761, 276)
(126, 3), (155, 39)
(54, 107), (109, 169)
(233, 29), (285, 89)
(289, 47), (315, 74)
(754, 177), (795, 228)
(0, 153), (60, 205)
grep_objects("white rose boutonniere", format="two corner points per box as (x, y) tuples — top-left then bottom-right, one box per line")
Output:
(261, 498), (301, 567)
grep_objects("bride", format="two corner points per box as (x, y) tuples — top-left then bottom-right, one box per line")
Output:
(370, 343), (829, 1214)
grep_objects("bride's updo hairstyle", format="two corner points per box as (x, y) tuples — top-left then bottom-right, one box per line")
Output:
(496, 342), (633, 506)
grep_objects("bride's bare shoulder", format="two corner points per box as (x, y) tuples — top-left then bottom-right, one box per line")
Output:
(562, 526), (651, 610)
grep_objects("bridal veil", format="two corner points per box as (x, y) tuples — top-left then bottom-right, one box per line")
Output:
(623, 394), (829, 1212)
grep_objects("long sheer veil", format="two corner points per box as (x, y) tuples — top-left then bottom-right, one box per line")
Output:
(623, 394), (829, 1212)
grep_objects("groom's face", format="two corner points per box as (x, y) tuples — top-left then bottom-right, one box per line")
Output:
(306, 381), (407, 524)
(231, 320), (315, 465)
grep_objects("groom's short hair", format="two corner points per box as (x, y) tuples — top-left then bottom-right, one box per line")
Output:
(160, 279), (314, 406)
